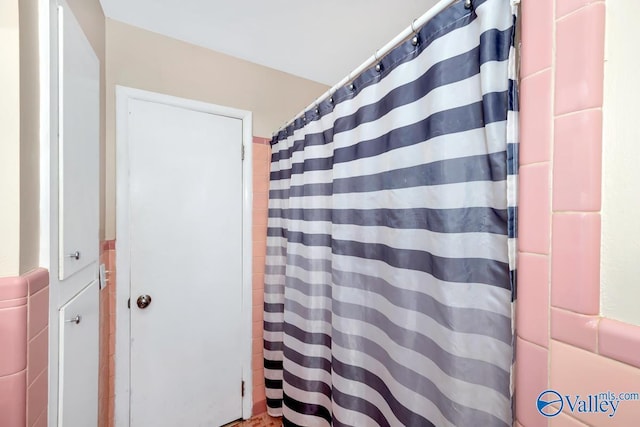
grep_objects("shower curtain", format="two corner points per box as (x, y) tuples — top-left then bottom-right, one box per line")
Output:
(263, 0), (518, 425)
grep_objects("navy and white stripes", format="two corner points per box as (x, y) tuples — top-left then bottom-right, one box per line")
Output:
(264, 0), (518, 425)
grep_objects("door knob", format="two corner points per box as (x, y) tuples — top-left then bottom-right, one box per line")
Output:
(136, 294), (152, 309)
(67, 251), (81, 260)
(65, 315), (81, 324)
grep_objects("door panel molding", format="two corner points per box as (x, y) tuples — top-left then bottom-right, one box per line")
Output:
(115, 86), (254, 425)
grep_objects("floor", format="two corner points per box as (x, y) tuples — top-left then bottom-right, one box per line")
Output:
(225, 413), (282, 427)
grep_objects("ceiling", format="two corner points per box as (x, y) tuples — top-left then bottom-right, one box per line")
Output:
(98, 0), (441, 86)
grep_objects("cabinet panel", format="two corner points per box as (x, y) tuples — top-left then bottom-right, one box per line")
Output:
(58, 2), (99, 280)
(58, 280), (99, 427)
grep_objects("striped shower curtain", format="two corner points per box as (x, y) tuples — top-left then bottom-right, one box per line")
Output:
(263, 0), (518, 425)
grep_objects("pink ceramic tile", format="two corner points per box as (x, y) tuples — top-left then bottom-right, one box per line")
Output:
(253, 147), (272, 166)
(516, 337), (549, 427)
(253, 209), (269, 226)
(0, 275), (28, 302)
(550, 213), (600, 314)
(0, 305), (27, 376)
(549, 411), (589, 427)
(254, 169), (270, 185)
(253, 241), (267, 260)
(518, 163), (551, 254)
(0, 296), (27, 310)
(252, 353), (264, 372)
(253, 136), (271, 145)
(253, 288), (264, 308)
(107, 314), (116, 335)
(550, 308), (598, 352)
(517, 253), (550, 347)
(252, 399), (267, 418)
(550, 340), (640, 425)
(514, 422), (524, 427)
(520, 0), (554, 77)
(102, 240), (116, 251)
(253, 191), (269, 210)
(253, 175), (270, 193)
(32, 411), (47, 427)
(0, 370), (26, 427)
(556, 0), (599, 19)
(108, 250), (116, 273)
(27, 370), (47, 427)
(252, 337), (263, 356)
(253, 273), (265, 291)
(28, 287), (48, 339)
(599, 318), (640, 369)
(24, 269), (48, 296)
(253, 379), (266, 401)
(253, 305), (264, 323)
(555, 4), (605, 115)
(253, 319), (263, 339)
(253, 225), (268, 244)
(520, 71), (552, 165)
(27, 327), (48, 386)
(552, 110), (602, 212)
(253, 256), (266, 277)
(253, 369), (265, 389)
(253, 151), (271, 169)
(109, 332), (115, 357)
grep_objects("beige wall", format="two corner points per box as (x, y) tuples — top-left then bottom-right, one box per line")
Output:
(19, 0), (41, 274)
(105, 19), (328, 239)
(0, 0), (21, 277)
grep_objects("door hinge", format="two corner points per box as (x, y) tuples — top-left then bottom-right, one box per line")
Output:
(241, 380), (245, 397)
(241, 144), (245, 161)
(127, 298), (130, 309)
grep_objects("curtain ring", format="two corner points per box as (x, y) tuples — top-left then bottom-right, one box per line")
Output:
(347, 72), (355, 92)
(374, 50), (382, 72)
(464, 0), (473, 9)
(410, 19), (419, 46)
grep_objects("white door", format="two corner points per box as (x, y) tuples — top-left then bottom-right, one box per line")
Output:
(127, 99), (244, 426)
(58, 280), (99, 427)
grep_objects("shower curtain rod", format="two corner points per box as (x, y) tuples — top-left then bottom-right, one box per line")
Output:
(275, 0), (469, 135)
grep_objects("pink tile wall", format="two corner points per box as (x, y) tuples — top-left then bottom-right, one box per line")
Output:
(252, 136), (272, 416)
(0, 268), (49, 427)
(517, 0), (640, 425)
(0, 276), (28, 427)
(26, 269), (49, 427)
(99, 240), (116, 427)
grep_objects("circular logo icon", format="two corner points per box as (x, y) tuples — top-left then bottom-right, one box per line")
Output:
(537, 390), (563, 417)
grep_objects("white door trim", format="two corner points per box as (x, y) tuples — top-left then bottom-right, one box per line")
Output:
(40, 1), (59, 426)
(115, 86), (254, 425)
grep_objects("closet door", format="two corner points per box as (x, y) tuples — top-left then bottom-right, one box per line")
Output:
(58, 0), (99, 282)
(58, 280), (99, 427)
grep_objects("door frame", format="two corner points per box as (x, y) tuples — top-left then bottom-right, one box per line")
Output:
(40, 0), (59, 425)
(114, 86), (254, 424)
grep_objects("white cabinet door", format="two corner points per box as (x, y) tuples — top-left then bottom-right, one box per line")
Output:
(58, 0), (99, 281)
(58, 280), (99, 427)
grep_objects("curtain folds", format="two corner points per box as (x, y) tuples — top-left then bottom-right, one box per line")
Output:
(264, 0), (518, 425)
